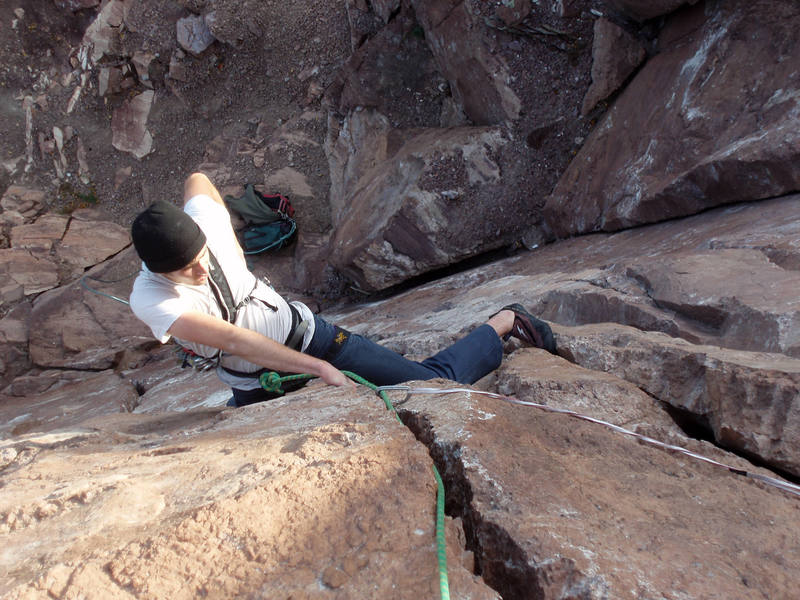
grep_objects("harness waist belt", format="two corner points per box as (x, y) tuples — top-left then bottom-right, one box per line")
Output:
(220, 304), (309, 379)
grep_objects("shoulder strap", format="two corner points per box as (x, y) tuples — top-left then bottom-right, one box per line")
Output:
(207, 251), (238, 323)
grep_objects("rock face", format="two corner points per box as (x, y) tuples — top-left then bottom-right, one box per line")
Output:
(400, 384), (799, 600)
(603, 0), (700, 22)
(545, 0), (800, 238)
(111, 90), (155, 159)
(326, 111), (511, 290)
(330, 194), (800, 474)
(324, 0), (597, 289)
(1, 385), (496, 600)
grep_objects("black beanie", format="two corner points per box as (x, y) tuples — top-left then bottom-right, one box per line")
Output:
(131, 201), (207, 273)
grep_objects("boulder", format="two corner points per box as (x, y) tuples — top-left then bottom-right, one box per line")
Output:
(545, 0), (800, 237)
(400, 384), (800, 599)
(0, 370), (137, 439)
(581, 17), (646, 115)
(1, 386), (495, 599)
(111, 90), (155, 159)
(0, 186), (46, 221)
(326, 111), (511, 291)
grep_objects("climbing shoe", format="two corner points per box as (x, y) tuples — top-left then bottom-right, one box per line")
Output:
(497, 303), (556, 354)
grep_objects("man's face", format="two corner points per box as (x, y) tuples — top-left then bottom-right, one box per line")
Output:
(163, 245), (210, 285)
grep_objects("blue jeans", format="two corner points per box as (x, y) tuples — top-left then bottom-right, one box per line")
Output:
(231, 315), (503, 406)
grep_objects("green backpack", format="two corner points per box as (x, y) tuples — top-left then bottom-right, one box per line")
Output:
(224, 184), (297, 254)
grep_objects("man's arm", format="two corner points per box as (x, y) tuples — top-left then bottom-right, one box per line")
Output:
(168, 311), (355, 389)
(183, 172), (225, 206)
(182, 172), (246, 262)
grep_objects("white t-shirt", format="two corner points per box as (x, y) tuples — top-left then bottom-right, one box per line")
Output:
(130, 194), (315, 389)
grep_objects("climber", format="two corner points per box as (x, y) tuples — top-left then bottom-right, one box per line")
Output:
(128, 172), (556, 407)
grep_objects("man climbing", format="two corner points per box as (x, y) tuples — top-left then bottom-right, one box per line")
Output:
(129, 172), (556, 406)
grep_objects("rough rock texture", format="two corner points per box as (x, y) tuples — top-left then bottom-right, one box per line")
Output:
(554, 323), (800, 476)
(1, 386), (496, 600)
(111, 90), (155, 159)
(324, 0), (597, 289)
(330, 194), (800, 473)
(326, 110), (510, 290)
(26, 246), (152, 372)
(545, 0), (800, 238)
(400, 385), (800, 600)
(0, 370), (138, 439)
(581, 18), (646, 115)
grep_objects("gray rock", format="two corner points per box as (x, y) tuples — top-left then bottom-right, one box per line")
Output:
(176, 13), (216, 55)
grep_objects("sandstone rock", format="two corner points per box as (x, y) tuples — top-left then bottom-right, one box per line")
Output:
(400, 384), (800, 599)
(9, 215), (68, 252)
(1, 386), (495, 599)
(55, 218), (130, 270)
(581, 17), (646, 115)
(131, 50), (156, 87)
(111, 90), (155, 159)
(496, 0), (532, 26)
(27, 246), (153, 370)
(0, 249), (60, 300)
(0, 370), (137, 439)
(176, 13), (215, 56)
(0, 186), (47, 220)
(326, 112), (510, 291)
(554, 322), (800, 476)
(603, 0), (699, 22)
(134, 367), (231, 413)
(328, 8), (451, 130)
(82, 0), (125, 63)
(97, 65), (123, 96)
(329, 194), (800, 473)
(370, 0), (401, 23)
(411, 0), (520, 126)
(545, 0), (800, 237)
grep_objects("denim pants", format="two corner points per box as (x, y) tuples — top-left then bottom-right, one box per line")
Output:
(231, 315), (503, 406)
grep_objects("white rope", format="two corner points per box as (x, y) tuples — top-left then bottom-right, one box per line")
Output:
(377, 385), (800, 499)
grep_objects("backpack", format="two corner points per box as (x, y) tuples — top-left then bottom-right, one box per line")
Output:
(224, 184), (297, 254)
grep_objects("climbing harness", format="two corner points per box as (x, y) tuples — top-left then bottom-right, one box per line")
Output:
(374, 385), (800, 500)
(258, 370), (451, 600)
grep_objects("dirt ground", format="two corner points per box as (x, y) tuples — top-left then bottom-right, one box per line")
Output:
(0, 0), (352, 227)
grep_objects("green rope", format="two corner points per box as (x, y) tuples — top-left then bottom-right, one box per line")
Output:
(259, 369), (450, 600)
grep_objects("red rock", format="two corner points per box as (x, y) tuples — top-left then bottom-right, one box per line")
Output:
(581, 17), (646, 115)
(0, 370), (137, 439)
(0, 249), (60, 299)
(111, 90), (154, 159)
(0, 386), (495, 599)
(400, 384), (800, 599)
(56, 218), (130, 270)
(545, 0), (800, 237)
(27, 247), (153, 370)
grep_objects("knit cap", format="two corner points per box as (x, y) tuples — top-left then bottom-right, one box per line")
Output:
(131, 201), (207, 273)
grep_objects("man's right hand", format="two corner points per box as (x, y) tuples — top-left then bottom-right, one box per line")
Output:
(318, 362), (357, 389)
